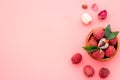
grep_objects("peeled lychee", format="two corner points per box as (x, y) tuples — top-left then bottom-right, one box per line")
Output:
(83, 65), (95, 77)
(71, 53), (82, 64)
(99, 68), (110, 78)
(93, 29), (105, 40)
(109, 37), (117, 45)
(88, 38), (97, 46)
(105, 46), (115, 57)
(92, 50), (105, 59)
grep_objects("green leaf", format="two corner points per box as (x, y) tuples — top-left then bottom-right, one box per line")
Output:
(83, 46), (99, 53)
(107, 32), (119, 40)
(105, 24), (111, 38)
(105, 24), (119, 40)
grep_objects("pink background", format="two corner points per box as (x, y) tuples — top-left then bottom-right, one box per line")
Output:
(0, 0), (120, 80)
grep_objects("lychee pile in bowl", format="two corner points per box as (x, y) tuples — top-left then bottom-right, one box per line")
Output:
(83, 24), (119, 61)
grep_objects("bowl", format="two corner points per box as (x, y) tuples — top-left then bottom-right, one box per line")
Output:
(85, 27), (119, 61)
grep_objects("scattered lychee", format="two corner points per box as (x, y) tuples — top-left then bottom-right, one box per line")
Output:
(92, 50), (105, 59)
(71, 53), (82, 64)
(99, 68), (110, 78)
(83, 65), (95, 77)
(105, 46), (115, 57)
(82, 4), (88, 9)
(93, 29), (105, 40)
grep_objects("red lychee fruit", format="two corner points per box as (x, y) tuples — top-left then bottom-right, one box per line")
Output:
(88, 38), (97, 46)
(109, 37), (117, 46)
(71, 53), (82, 64)
(90, 36), (96, 40)
(93, 29), (105, 40)
(105, 46), (115, 57)
(99, 68), (110, 78)
(83, 65), (95, 77)
(92, 50), (105, 59)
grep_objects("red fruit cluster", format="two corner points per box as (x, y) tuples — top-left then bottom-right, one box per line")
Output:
(83, 65), (110, 79)
(71, 54), (110, 79)
(87, 28), (118, 60)
(71, 26), (118, 79)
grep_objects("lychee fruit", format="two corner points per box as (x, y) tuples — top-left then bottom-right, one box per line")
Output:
(71, 53), (82, 64)
(92, 50), (105, 59)
(91, 3), (98, 11)
(109, 37), (117, 46)
(105, 46), (115, 57)
(93, 29), (105, 40)
(83, 65), (95, 77)
(88, 38), (97, 46)
(99, 68), (110, 78)
(90, 36), (96, 40)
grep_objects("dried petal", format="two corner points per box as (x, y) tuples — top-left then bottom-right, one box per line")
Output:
(91, 3), (98, 11)
(98, 10), (107, 19)
(81, 13), (92, 24)
(82, 4), (88, 9)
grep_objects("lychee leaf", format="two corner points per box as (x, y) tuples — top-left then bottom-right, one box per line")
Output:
(107, 32), (119, 40)
(105, 24), (111, 38)
(105, 24), (119, 40)
(83, 46), (99, 53)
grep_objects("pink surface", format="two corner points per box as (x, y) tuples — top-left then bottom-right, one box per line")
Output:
(0, 0), (120, 80)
